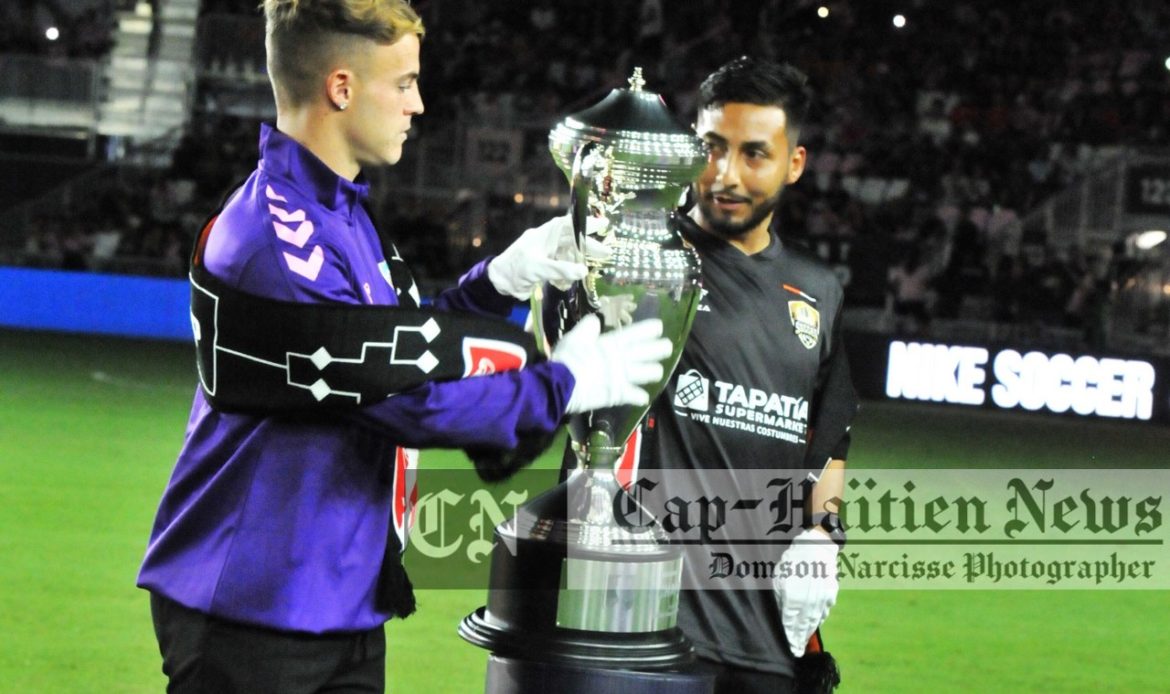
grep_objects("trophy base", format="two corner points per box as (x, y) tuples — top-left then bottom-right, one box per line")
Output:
(459, 607), (695, 671)
(483, 655), (714, 694)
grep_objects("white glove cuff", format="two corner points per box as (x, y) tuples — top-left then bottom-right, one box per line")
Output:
(792, 528), (842, 554)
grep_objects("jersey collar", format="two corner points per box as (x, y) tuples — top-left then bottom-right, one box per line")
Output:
(256, 123), (370, 215)
(675, 212), (783, 260)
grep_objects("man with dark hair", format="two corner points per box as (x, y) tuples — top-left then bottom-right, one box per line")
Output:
(691, 57), (813, 247)
(616, 56), (856, 693)
(137, 1), (671, 692)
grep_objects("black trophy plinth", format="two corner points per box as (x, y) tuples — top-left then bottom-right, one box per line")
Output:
(458, 470), (692, 667)
(483, 655), (714, 694)
(459, 470), (713, 693)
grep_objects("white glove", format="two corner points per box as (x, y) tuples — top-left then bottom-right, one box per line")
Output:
(487, 214), (610, 300)
(774, 528), (840, 658)
(551, 314), (673, 414)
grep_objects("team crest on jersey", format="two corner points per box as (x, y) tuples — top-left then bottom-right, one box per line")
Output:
(788, 301), (820, 350)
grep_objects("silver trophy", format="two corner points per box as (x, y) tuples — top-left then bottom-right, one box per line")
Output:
(541, 67), (706, 471)
(461, 69), (708, 675)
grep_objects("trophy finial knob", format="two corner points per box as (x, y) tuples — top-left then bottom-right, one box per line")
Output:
(628, 67), (646, 92)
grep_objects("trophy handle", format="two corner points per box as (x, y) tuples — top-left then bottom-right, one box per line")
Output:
(568, 141), (599, 257)
(530, 142), (600, 357)
(529, 284), (551, 357)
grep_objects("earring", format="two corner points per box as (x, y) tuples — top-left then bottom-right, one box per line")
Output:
(337, 102), (348, 111)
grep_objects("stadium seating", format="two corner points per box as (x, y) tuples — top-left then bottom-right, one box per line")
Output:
(3, 0), (1169, 348)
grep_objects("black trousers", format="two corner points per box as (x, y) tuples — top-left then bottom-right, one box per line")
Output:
(150, 593), (386, 694)
(695, 656), (793, 694)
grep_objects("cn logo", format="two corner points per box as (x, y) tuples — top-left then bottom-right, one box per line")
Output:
(673, 369), (710, 411)
(462, 338), (527, 377)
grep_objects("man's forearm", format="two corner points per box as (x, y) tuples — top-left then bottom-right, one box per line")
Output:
(812, 458), (846, 515)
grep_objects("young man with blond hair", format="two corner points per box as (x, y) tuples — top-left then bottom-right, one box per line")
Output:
(138, 1), (670, 691)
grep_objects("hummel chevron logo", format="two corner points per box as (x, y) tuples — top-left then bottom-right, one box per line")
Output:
(265, 185), (288, 202)
(284, 246), (325, 281)
(268, 204), (307, 223)
(274, 220), (315, 248)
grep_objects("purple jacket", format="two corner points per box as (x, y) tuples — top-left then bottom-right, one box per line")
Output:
(138, 125), (573, 633)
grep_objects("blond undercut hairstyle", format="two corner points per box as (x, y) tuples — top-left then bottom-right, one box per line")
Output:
(263, 0), (425, 108)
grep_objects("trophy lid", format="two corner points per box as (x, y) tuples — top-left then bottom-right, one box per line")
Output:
(549, 68), (707, 190)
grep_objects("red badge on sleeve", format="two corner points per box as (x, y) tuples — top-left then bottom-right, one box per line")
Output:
(462, 338), (528, 376)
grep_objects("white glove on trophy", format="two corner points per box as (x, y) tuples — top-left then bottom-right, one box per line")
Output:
(774, 528), (840, 657)
(487, 214), (611, 300)
(551, 315), (673, 414)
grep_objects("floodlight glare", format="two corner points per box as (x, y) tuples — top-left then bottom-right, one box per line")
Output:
(46, 27), (59, 41)
(818, 6), (830, 19)
(1134, 230), (1168, 250)
(893, 14), (907, 29)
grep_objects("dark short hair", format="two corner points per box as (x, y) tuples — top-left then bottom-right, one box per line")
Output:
(698, 57), (813, 143)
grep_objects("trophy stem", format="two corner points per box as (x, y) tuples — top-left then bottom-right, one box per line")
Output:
(571, 434), (621, 471)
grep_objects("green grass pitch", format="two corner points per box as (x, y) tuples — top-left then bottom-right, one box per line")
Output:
(1, 329), (1168, 692)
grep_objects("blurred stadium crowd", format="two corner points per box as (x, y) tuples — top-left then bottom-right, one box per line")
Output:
(5, 0), (1170, 347)
(0, 0), (120, 59)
